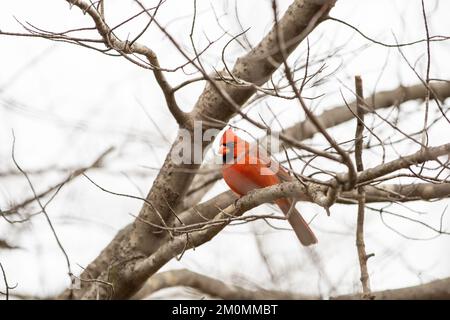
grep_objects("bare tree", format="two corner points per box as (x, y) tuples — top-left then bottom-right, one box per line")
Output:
(0, 0), (449, 300)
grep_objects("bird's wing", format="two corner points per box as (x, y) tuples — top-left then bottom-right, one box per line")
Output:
(251, 145), (293, 182)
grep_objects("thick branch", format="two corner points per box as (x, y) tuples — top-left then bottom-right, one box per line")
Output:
(284, 82), (450, 142)
(354, 75), (372, 297)
(133, 269), (450, 300)
(354, 143), (450, 186)
(132, 269), (313, 300)
(84, 143), (449, 298)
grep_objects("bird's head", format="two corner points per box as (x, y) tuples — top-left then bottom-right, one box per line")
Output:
(219, 128), (241, 164)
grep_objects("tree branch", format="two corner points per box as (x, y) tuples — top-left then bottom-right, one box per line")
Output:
(334, 277), (450, 300)
(132, 269), (450, 300)
(354, 75), (372, 297)
(65, 0), (190, 126)
(185, 81), (450, 210)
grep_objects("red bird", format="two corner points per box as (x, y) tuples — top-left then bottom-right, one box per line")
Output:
(218, 129), (318, 246)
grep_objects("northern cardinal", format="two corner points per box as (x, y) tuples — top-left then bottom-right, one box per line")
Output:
(219, 129), (318, 246)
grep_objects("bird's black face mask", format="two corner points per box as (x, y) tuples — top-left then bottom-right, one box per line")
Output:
(222, 141), (236, 164)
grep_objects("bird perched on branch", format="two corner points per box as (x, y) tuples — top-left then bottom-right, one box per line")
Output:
(218, 128), (318, 246)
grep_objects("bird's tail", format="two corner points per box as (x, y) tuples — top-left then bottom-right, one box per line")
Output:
(276, 199), (318, 246)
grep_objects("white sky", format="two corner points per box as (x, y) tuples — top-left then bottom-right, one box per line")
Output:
(0, 0), (449, 298)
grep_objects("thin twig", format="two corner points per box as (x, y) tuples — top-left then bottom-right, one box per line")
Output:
(11, 132), (73, 292)
(354, 76), (372, 298)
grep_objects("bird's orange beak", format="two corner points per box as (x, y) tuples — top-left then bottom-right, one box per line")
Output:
(218, 145), (229, 155)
